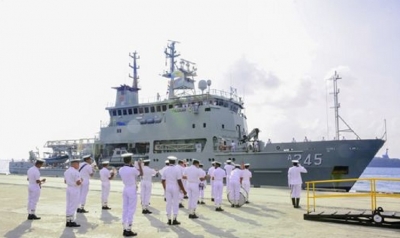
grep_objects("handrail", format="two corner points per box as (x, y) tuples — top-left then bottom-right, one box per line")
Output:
(305, 178), (400, 213)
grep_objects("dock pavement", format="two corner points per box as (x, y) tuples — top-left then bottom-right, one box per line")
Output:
(0, 174), (399, 238)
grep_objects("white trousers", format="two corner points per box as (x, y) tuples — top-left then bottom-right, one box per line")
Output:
(66, 186), (80, 221)
(199, 181), (206, 200)
(187, 182), (200, 213)
(242, 180), (250, 201)
(28, 184), (41, 214)
(165, 185), (180, 219)
(79, 181), (90, 208)
(290, 184), (301, 198)
(210, 180), (214, 199)
(122, 186), (137, 228)
(140, 181), (152, 208)
(101, 182), (110, 206)
(229, 180), (241, 204)
(213, 181), (223, 207)
(226, 177), (230, 192)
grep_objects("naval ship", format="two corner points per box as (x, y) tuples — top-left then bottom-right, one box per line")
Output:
(92, 41), (385, 191)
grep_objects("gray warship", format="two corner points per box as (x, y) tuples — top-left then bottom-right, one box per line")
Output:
(93, 41), (385, 191)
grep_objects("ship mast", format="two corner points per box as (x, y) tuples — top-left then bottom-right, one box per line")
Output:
(162, 40), (180, 99)
(330, 71), (360, 140)
(129, 51), (141, 91)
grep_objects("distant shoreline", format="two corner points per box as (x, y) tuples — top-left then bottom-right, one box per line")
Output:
(368, 157), (400, 168)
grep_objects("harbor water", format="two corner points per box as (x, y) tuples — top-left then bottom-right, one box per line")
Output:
(351, 167), (400, 192)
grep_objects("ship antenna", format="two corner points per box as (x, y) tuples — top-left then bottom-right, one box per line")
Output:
(162, 40), (180, 99)
(129, 51), (140, 91)
(330, 71), (360, 140)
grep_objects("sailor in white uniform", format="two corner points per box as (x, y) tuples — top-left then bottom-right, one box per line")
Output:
(119, 153), (143, 237)
(140, 159), (157, 214)
(288, 159), (307, 208)
(212, 161), (226, 211)
(64, 158), (82, 227)
(198, 163), (206, 205)
(207, 161), (216, 201)
(77, 155), (94, 213)
(224, 160), (234, 192)
(229, 164), (243, 207)
(183, 159), (205, 218)
(178, 159), (187, 208)
(99, 160), (114, 210)
(27, 158), (46, 220)
(242, 163), (252, 203)
(161, 156), (187, 225)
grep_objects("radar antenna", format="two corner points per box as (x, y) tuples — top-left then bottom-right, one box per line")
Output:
(129, 51), (141, 91)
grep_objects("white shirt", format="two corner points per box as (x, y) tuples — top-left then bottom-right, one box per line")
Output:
(142, 166), (157, 182)
(242, 169), (252, 182)
(27, 166), (40, 185)
(119, 165), (140, 187)
(161, 165), (182, 188)
(79, 162), (94, 182)
(212, 167), (226, 181)
(229, 168), (243, 183)
(159, 165), (169, 177)
(183, 165), (204, 183)
(64, 167), (81, 187)
(224, 164), (234, 177)
(100, 167), (111, 184)
(288, 165), (308, 185)
(207, 166), (215, 177)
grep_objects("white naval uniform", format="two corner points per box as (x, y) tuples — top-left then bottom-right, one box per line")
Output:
(229, 168), (242, 205)
(178, 165), (186, 202)
(140, 166), (157, 209)
(242, 168), (252, 201)
(288, 165), (307, 198)
(199, 168), (206, 201)
(64, 167), (81, 222)
(99, 167), (112, 206)
(162, 165), (182, 219)
(224, 164), (234, 192)
(27, 166), (41, 215)
(78, 162), (93, 209)
(212, 167), (226, 207)
(183, 165), (204, 214)
(207, 166), (215, 199)
(119, 165), (140, 230)
(159, 165), (169, 200)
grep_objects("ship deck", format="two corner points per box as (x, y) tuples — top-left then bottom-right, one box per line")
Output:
(0, 174), (399, 237)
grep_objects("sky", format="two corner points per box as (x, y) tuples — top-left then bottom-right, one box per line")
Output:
(0, 0), (399, 160)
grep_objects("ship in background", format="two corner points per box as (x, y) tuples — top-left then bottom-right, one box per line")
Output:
(92, 41), (385, 191)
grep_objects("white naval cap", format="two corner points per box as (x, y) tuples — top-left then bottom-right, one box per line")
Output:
(292, 160), (299, 163)
(82, 154), (91, 160)
(35, 158), (45, 163)
(234, 164), (241, 167)
(101, 160), (110, 164)
(226, 159), (232, 163)
(165, 160), (170, 164)
(70, 158), (81, 163)
(167, 156), (177, 161)
(143, 159), (150, 163)
(121, 153), (133, 158)
(244, 163), (250, 166)
(215, 161), (221, 166)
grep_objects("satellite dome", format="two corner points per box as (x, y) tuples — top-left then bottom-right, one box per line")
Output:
(198, 80), (207, 91)
(207, 79), (212, 86)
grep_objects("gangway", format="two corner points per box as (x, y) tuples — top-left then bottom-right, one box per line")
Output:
(304, 178), (400, 229)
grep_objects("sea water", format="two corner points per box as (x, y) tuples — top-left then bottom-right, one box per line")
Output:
(351, 167), (400, 193)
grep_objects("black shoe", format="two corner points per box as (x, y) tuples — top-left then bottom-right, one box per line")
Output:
(245, 201), (250, 204)
(184, 195), (188, 199)
(80, 208), (89, 213)
(164, 198), (166, 202)
(231, 204), (234, 207)
(211, 198), (214, 202)
(66, 221), (81, 227)
(215, 207), (224, 212)
(172, 219), (180, 225)
(123, 230), (137, 237)
(235, 204), (240, 208)
(145, 209), (152, 214)
(200, 201), (206, 205)
(197, 201), (200, 204)
(179, 203), (184, 208)
(102, 206), (111, 210)
(189, 214), (199, 219)
(167, 219), (172, 225)
(76, 208), (82, 213)
(27, 214), (41, 220)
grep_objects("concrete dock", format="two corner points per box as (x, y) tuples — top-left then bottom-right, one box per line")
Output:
(0, 174), (399, 238)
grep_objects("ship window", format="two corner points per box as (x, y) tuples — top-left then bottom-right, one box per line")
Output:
(139, 108), (144, 114)
(203, 123), (206, 128)
(128, 108), (133, 115)
(117, 110), (122, 116)
(151, 106), (155, 113)
(222, 124), (225, 129)
(156, 105), (161, 112)
(169, 104), (173, 109)
(112, 110), (117, 116)
(205, 108), (211, 112)
(145, 107), (149, 113)
(192, 124), (195, 128)
(133, 108), (138, 114)
(123, 109), (127, 115)
(162, 105), (167, 111)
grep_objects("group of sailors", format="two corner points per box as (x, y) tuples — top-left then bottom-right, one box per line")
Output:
(26, 154), (306, 237)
